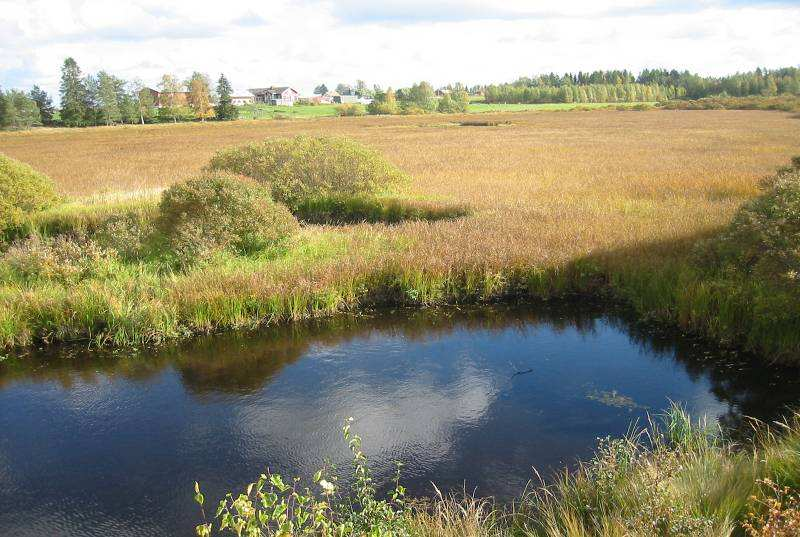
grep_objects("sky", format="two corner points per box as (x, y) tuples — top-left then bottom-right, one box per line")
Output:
(1, 0), (799, 101)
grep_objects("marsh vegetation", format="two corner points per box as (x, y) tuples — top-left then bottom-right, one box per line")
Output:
(0, 110), (799, 359)
(1, 108), (800, 536)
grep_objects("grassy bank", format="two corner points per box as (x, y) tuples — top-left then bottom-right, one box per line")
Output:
(0, 110), (798, 361)
(195, 407), (800, 536)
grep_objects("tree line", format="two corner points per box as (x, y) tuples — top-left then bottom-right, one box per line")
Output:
(368, 82), (470, 115)
(0, 57), (239, 129)
(483, 67), (800, 104)
(3, 61), (799, 129)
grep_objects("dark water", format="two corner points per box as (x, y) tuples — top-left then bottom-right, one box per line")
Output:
(1, 303), (799, 537)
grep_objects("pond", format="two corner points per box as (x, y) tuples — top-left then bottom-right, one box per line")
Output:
(1, 303), (799, 537)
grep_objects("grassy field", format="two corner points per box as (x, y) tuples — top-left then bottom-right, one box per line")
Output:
(230, 101), (649, 120)
(0, 109), (799, 356)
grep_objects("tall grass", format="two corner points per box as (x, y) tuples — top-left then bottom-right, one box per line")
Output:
(197, 406), (800, 536)
(0, 111), (799, 360)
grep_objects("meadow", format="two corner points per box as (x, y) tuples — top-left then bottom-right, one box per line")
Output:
(0, 108), (799, 356)
(2, 108), (800, 536)
(219, 101), (646, 121)
(236, 103), (341, 120)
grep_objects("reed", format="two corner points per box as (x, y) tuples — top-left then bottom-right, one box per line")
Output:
(0, 110), (799, 360)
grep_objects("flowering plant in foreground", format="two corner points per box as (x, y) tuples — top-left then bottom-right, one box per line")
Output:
(194, 418), (409, 537)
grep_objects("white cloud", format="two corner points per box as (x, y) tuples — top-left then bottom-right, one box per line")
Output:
(0, 0), (798, 100)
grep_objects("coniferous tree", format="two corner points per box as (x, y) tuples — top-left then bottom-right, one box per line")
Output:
(313, 84), (328, 95)
(214, 74), (237, 120)
(29, 86), (55, 125)
(59, 57), (87, 127)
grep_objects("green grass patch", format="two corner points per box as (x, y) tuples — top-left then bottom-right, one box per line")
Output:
(292, 195), (471, 225)
(236, 104), (339, 120)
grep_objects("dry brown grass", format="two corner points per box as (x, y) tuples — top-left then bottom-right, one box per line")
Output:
(2, 110), (797, 269)
(1, 109), (799, 349)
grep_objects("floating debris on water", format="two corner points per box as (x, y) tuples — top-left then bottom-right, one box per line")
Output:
(586, 389), (648, 411)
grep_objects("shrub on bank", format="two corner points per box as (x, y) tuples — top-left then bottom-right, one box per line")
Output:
(157, 172), (298, 266)
(206, 136), (410, 211)
(698, 158), (800, 282)
(0, 154), (59, 241)
(1, 233), (117, 283)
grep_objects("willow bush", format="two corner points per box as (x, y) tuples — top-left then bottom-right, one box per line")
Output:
(206, 136), (410, 212)
(157, 172), (299, 266)
(0, 153), (59, 242)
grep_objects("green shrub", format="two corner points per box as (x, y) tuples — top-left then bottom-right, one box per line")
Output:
(95, 210), (157, 261)
(336, 103), (366, 116)
(206, 136), (409, 211)
(0, 154), (59, 240)
(157, 172), (298, 266)
(194, 418), (410, 537)
(698, 160), (800, 282)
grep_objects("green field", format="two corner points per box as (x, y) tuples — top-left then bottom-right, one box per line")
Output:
(234, 101), (656, 120)
(236, 103), (340, 119)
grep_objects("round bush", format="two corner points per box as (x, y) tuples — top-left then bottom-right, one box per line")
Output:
(205, 136), (409, 210)
(0, 154), (59, 238)
(157, 173), (298, 265)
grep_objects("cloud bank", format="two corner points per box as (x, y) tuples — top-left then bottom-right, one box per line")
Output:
(0, 0), (798, 100)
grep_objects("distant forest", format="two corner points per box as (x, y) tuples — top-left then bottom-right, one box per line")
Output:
(482, 67), (800, 104)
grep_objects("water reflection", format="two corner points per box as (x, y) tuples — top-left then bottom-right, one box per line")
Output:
(0, 303), (799, 537)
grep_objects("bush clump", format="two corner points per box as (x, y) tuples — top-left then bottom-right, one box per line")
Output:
(206, 136), (409, 211)
(698, 158), (800, 282)
(2, 234), (116, 283)
(336, 103), (366, 116)
(157, 172), (298, 266)
(0, 154), (59, 241)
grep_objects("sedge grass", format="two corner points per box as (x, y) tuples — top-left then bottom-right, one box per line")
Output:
(0, 110), (799, 358)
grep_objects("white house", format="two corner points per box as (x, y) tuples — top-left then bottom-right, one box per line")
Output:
(339, 94), (373, 105)
(231, 94), (254, 106)
(248, 87), (299, 106)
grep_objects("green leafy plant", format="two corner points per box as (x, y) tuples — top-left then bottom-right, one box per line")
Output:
(157, 172), (298, 267)
(205, 136), (409, 212)
(0, 154), (59, 241)
(195, 418), (409, 537)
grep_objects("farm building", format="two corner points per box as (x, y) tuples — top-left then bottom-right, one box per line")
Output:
(249, 87), (299, 106)
(231, 95), (254, 106)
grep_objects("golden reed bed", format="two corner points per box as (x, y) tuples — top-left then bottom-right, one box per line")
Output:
(2, 109), (798, 272)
